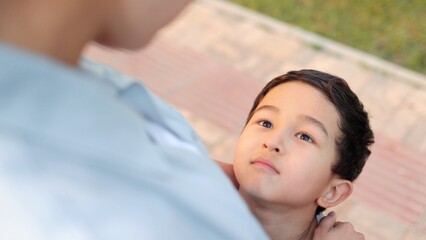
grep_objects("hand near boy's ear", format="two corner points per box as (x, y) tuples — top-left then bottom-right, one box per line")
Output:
(214, 160), (239, 189)
(313, 212), (365, 240)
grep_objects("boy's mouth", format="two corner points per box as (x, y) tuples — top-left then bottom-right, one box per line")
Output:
(250, 159), (280, 174)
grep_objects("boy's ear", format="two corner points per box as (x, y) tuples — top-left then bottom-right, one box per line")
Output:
(317, 179), (353, 209)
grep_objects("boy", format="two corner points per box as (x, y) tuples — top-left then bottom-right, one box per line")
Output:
(0, 0), (366, 238)
(229, 69), (374, 239)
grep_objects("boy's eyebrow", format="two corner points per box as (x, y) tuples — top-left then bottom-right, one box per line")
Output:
(254, 105), (279, 113)
(298, 115), (328, 137)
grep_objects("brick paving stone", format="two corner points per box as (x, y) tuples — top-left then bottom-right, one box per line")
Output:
(416, 211), (426, 234)
(421, 137), (426, 153)
(179, 108), (239, 164)
(402, 230), (426, 240)
(230, 24), (265, 48)
(208, 39), (246, 64)
(376, 77), (413, 109)
(163, 11), (228, 51)
(358, 78), (412, 134)
(179, 109), (229, 149)
(405, 89), (426, 118)
(346, 202), (407, 240)
(288, 47), (321, 67)
(303, 51), (342, 72)
(403, 118), (426, 153)
(210, 135), (239, 164)
(240, 57), (284, 82)
(353, 133), (426, 225)
(85, 41), (208, 100)
(314, 60), (374, 94)
(255, 34), (305, 60)
(167, 65), (262, 133)
(358, 75), (411, 113)
(274, 62), (311, 79)
(233, 55), (264, 76)
(364, 104), (393, 134)
(384, 107), (420, 145)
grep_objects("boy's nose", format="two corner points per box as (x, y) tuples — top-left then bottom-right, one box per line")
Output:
(262, 133), (284, 153)
(263, 143), (280, 153)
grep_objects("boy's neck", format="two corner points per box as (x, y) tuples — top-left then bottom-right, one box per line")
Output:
(260, 214), (317, 240)
(240, 190), (318, 240)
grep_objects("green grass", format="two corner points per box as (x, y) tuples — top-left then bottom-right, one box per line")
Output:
(228, 0), (426, 75)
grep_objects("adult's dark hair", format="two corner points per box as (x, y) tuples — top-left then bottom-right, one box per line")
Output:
(246, 69), (374, 183)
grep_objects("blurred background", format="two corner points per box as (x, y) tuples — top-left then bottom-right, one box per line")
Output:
(84, 0), (426, 239)
(229, 0), (426, 75)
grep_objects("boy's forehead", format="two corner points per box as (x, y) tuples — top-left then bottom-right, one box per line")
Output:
(262, 81), (329, 106)
(259, 82), (341, 134)
(266, 82), (335, 114)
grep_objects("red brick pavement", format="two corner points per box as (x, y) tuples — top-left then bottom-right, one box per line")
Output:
(85, 39), (426, 235)
(86, 41), (264, 134)
(354, 133), (426, 232)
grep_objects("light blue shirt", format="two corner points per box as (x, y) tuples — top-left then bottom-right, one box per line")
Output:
(0, 43), (268, 240)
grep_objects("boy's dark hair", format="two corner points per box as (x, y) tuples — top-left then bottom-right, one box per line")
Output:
(246, 69), (374, 183)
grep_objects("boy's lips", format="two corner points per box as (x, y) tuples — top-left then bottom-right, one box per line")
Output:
(250, 159), (280, 174)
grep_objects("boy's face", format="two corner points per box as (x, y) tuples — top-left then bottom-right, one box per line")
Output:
(233, 81), (340, 209)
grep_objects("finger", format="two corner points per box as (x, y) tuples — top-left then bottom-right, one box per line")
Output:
(333, 221), (354, 231)
(332, 222), (365, 240)
(317, 211), (336, 232)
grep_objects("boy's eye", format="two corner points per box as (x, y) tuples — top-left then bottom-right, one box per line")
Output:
(259, 120), (273, 129)
(296, 132), (313, 143)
